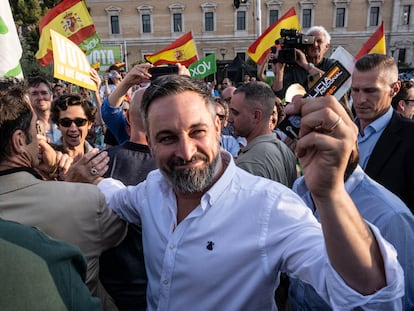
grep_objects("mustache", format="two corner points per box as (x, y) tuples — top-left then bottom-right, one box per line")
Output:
(168, 154), (208, 167)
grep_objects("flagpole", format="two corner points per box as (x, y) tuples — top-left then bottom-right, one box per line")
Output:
(256, 0), (261, 37)
(124, 40), (128, 70)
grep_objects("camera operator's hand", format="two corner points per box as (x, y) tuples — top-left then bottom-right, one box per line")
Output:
(295, 48), (325, 77)
(295, 48), (308, 69)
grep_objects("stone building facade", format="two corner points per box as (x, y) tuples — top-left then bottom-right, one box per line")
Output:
(85, 0), (413, 71)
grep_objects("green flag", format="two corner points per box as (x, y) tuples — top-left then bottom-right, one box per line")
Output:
(0, 2), (23, 79)
(189, 54), (216, 80)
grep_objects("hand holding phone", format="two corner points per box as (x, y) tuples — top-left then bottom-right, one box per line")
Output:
(149, 65), (179, 81)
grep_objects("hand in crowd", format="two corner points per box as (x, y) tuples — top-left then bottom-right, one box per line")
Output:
(294, 48), (308, 69)
(62, 148), (109, 184)
(90, 68), (102, 89)
(124, 63), (153, 85)
(284, 95), (358, 196)
(37, 135), (73, 179)
(176, 63), (191, 76)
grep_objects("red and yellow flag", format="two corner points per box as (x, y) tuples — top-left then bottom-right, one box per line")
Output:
(145, 32), (198, 67)
(36, 0), (100, 66)
(355, 21), (386, 60)
(247, 7), (300, 65)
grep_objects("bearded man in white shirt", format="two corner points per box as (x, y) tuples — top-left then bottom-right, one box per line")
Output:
(92, 74), (403, 311)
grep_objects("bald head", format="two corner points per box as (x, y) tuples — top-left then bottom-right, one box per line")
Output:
(127, 86), (148, 143)
(221, 86), (236, 101)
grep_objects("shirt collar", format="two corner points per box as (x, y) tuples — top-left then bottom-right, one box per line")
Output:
(356, 106), (393, 135)
(0, 166), (44, 180)
(239, 133), (275, 154)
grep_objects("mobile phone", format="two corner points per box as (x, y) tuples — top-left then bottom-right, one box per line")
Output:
(149, 65), (179, 81)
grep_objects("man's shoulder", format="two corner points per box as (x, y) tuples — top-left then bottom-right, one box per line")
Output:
(382, 111), (414, 140)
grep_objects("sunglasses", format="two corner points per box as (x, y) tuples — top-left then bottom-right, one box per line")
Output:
(58, 117), (88, 127)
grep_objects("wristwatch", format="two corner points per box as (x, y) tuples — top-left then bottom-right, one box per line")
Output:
(307, 63), (315, 72)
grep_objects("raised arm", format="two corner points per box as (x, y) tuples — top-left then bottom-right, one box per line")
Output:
(285, 95), (386, 294)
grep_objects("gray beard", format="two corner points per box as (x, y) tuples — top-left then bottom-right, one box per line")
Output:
(162, 149), (221, 193)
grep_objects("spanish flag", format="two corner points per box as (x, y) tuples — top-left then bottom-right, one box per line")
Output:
(36, 0), (100, 66)
(247, 7), (300, 65)
(355, 21), (386, 60)
(145, 32), (198, 67)
(0, 1), (23, 79)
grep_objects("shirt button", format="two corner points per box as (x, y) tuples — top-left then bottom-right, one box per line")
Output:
(163, 279), (169, 285)
(169, 244), (175, 249)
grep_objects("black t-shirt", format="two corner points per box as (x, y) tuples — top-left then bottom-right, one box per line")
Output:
(275, 57), (337, 99)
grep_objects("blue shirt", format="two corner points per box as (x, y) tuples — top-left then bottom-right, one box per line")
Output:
(101, 97), (130, 144)
(290, 165), (414, 311)
(220, 134), (240, 157)
(357, 107), (393, 169)
(98, 152), (403, 311)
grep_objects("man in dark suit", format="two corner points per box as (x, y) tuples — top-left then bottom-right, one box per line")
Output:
(351, 53), (414, 213)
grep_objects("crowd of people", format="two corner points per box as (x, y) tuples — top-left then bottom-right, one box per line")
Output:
(1, 24), (414, 311)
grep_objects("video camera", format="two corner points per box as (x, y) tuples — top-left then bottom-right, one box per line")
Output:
(270, 29), (315, 64)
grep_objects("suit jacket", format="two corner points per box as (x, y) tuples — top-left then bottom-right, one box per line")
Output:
(365, 111), (414, 214)
(0, 168), (127, 311)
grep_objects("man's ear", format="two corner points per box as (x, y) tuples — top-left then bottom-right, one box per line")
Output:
(398, 100), (406, 112)
(10, 130), (26, 154)
(146, 134), (153, 153)
(125, 110), (131, 126)
(391, 80), (401, 97)
(253, 109), (262, 123)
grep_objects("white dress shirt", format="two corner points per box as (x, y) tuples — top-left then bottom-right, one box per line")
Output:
(98, 152), (403, 311)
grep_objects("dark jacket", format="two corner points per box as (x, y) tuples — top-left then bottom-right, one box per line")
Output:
(365, 111), (414, 214)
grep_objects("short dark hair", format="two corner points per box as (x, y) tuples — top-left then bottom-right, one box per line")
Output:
(141, 75), (216, 131)
(0, 84), (34, 163)
(392, 80), (414, 109)
(50, 94), (96, 125)
(354, 54), (398, 75)
(27, 76), (52, 92)
(234, 81), (276, 118)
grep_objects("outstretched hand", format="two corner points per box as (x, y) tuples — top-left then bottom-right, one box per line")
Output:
(62, 148), (109, 184)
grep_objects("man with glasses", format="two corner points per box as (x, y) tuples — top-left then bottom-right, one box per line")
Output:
(50, 94), (96, 159)
(28, 76), (62, 144)
(391, 79), (414, 119)
(352, 54), (414, 214)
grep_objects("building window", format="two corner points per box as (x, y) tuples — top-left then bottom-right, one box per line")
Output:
(398, 48), (406, 65)
(269, 9), (279, 25)
(237, 52), (246, 60)
(402, 5), (410, 25)
(105, 6), (121, 36)
(302, 9), (312, 28)
(142, 14), (151, 33)
(335, 8), (345, 27)
(237, 11), (246, 31)
(369, 6), (380, 26)
(137, 5), (153, 35)
(169, 3), (185, 34)
(205, 12), (214, 31)
(111, 15), (120, 34)
(173, 13), (182, 32)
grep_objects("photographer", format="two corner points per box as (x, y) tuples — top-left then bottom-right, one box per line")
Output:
(271, 26), (335, 99)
